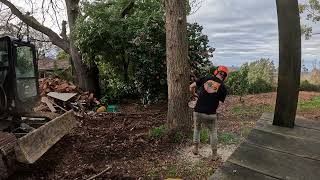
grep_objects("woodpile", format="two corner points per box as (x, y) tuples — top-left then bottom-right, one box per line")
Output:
(37, 78), (100, 113)
(39, 78), (77, 95)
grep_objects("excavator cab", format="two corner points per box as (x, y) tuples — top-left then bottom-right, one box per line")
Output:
(0, 36), (39, 114)
(0, 36), (77, 178)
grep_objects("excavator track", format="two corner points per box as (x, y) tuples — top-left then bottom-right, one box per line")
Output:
(0, 132), (16, 155)
(0, 132), (17, 179)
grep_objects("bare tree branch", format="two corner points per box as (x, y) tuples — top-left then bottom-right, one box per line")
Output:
(50, 0), (61, 30)
(0, 0), (70, 53)
(189, 0), (203, 15)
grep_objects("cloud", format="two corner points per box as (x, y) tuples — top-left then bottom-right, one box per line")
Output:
(188, 0), (320, 69)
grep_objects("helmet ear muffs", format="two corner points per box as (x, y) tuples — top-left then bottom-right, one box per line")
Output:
(214, 69), (218, 75)
(213, 66), (219, 75)
(224, 76), (228, 82)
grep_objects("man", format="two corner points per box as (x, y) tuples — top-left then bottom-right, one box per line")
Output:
(189, 66), (228, 158)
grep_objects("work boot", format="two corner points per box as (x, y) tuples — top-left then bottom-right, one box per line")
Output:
(211, 148), (219, 161)
(192, 143), (199, 155)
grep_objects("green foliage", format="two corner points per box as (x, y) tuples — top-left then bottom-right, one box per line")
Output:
(74, 0), (214, 103)
(99, 62), (136, 104)
(298, 96), (320, 111)
(147, 169), (159, 178)
(56, 50), (70, 60)
(299, 0), (320, 39)
(173, 131), (184, 143)
(227, 58), (275, 96)
(248, 78), (273, 94)
(247, 58), (275, 85)
(53, 61), (73, 82)
(299, 80), (320, 92)
(200, 129), (209, 143)
(188, 23), (215, 76)
(226, 65), (249, 99)
(218, 132), (239, 144)
(149, 125), (167, 139)
(167, 165), (177, 177)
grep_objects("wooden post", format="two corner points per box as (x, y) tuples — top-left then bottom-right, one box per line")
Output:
(273, 0), (301, 128)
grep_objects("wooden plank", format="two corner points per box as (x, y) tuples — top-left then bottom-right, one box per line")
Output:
(210, 162), (279, 180)
(15, 111), (77, 164)
(228, 142), (320, 180)
(273, 0), (301, 127)
(247, 129), (320, 160)
(47, 92), (77, 102)
(261, 113), (320, 131)
(256, 120), (320, 142)
(41, 97), (56, 113)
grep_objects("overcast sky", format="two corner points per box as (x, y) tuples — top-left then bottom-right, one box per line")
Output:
(188, 0), (320, 69)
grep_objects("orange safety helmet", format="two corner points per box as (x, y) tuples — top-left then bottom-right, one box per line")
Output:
(214, 66), (229, 81)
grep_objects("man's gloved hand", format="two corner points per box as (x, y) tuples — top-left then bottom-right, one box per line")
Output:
(189, 94), (198, 109)
(192, 93), (199, 100)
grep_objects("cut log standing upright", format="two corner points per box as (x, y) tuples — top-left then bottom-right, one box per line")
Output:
(273, 0), (301, 128)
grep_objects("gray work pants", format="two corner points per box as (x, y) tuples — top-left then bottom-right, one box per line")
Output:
(193, 112), (218, 152)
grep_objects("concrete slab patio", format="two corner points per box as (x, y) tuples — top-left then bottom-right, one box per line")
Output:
(210, 113), (320, 180)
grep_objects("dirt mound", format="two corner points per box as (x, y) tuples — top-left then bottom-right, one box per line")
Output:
(10, 104), (173, 179)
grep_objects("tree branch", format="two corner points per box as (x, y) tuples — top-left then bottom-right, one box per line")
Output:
(121, 0), (135, 18)
(60, 20), (67, 40)
(0, 0), (70, 53)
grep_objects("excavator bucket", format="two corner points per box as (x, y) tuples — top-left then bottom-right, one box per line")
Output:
(14, 111), (77, 164)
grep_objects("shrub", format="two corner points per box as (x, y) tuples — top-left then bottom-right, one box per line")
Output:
(225, 66), (249, 101)
(149, 125), (167, 140)
(248, 78), (273, 94)
(300, 80), (320, 92)
(99, 62), (137, 104)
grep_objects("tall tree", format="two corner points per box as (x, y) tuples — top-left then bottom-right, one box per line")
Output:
(0, 0), (100, 94)
(274, 0), (301, 128)
(165, 0), (191, 131)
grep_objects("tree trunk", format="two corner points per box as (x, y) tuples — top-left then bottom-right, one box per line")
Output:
(65, 0), (100, 95)
(165, 0), (191, 131)
(123, 52), (129, 82)
(273, 0), (301, 128)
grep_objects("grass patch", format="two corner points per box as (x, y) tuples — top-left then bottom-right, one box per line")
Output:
(232, 104), (273, 116)
(298, 96), (320, 112)
(167, 165), (177, 177)
(148, 125), (167, 139)
(218, 132), (239, 144)
(241, 127), (252, 138)
(200, 129), (209, 143)
(173, 131), (184, 143)
(147, 169), (159, 178)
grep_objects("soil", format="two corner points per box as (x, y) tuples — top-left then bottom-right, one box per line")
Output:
(8, 92), (320, 180)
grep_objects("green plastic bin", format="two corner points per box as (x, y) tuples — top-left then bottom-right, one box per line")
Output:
(107, 105), (118, 112)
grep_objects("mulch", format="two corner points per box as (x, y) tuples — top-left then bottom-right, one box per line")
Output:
(9, 103), (177, 180)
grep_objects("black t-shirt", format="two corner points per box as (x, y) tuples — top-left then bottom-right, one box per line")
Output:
(194, 75), (227, 115)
